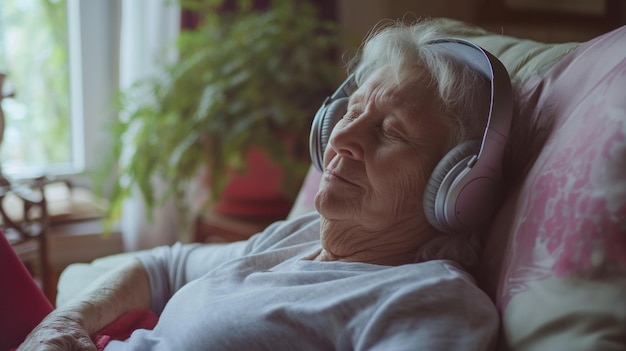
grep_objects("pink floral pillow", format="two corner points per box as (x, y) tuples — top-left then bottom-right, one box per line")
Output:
(478, 26), (626, 350)
(287, 166), (322, 219)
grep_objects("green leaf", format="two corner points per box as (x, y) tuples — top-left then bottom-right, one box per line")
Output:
(100, 0), (343, 227)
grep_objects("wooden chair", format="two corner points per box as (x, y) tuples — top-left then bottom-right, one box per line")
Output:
(0, 72), (55, 301)
(0, 174), (54, 301)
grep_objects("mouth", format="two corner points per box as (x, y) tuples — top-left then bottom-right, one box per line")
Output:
(324, 168), (357, 186)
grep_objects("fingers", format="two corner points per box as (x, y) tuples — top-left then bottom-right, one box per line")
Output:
(17, 317), (97, 351)
(18, 335), (97, 351)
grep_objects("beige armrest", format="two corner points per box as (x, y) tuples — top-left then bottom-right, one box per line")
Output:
(56, 251), (142, 307)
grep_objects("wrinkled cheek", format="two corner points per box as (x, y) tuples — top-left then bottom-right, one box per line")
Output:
(376, 172), (424, 217)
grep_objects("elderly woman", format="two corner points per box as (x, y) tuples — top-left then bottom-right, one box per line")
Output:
(17, 19), (507, 350)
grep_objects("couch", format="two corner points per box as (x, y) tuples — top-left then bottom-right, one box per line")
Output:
(57, 18), (626, 350)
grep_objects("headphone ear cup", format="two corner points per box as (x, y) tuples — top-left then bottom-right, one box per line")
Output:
(423, 140), (480, 233)
(310, 97), (348, 172)
(319, 97), (348, 156)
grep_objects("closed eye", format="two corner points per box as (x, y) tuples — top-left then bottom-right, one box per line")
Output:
(380, 119), (405, 140)
(343, 108), (361, 122)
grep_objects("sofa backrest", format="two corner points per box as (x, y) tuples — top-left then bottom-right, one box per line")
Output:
(289, 18), (626, 351)
(475, 23), (626, 350)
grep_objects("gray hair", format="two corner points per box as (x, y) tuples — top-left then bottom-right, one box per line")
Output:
(351, 19), (491, 147)
(350, 19), (493, 269)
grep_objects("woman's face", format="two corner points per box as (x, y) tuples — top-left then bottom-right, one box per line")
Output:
(315, 67), (452, 230)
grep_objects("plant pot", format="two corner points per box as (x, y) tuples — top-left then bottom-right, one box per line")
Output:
(212, 148), (294, 220)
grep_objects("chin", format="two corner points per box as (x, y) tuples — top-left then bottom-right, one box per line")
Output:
(315, 197), (360, 221)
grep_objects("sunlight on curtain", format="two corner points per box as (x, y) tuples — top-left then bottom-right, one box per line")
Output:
(118, 0), (184, 251)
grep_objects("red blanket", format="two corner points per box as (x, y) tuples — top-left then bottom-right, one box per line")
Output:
(94, 309), (158, 350)
(1, 231), (157, 350)
(0, 232), (53, 351)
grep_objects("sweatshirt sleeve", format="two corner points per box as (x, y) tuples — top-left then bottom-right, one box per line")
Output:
(137, 240), (249, 315)
(137, 212), (321, 315)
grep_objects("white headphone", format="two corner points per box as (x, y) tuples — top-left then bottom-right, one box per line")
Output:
(309, 38), (513, 233)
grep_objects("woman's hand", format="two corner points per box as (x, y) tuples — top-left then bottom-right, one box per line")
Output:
(17, 312), (97, 351)
(18, 259), (151, 350)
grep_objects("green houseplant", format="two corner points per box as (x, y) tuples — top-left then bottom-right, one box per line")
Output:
(105, 0), (340, 225)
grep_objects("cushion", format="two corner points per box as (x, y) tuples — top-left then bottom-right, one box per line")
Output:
(56, 251), (141, 306)
(287, 166), (322, 219)
(430, 18), (580, 83)
(477, 25), (626, 350)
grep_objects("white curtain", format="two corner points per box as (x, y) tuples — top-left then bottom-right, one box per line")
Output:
(118, 0), (182, 251)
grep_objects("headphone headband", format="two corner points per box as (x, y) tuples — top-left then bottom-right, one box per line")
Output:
(426, 38), (512, 175)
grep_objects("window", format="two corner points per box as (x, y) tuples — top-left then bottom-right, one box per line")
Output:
(0, 0), (120, 179)
(0, 0), (75, 177)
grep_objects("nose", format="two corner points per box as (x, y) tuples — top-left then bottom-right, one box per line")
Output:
(327, 116), (366, 161)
